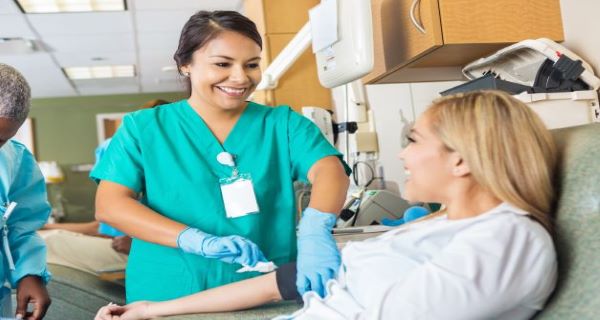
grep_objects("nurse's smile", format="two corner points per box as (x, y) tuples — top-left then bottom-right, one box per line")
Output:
(215, 85), (247, 98)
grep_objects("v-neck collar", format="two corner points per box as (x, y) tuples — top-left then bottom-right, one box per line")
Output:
(180, 99), (255, 152)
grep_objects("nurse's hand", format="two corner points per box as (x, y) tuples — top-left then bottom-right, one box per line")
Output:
(296, 208), (340, 298)
(177, 227), (267, 267)
(16, 275), (51, 320)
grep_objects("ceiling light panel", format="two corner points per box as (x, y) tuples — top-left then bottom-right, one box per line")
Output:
(64, 65), (135, 80)
(16, 0), (125, 13)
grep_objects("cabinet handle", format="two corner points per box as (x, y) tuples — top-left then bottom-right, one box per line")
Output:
(410, 0), (426, 34)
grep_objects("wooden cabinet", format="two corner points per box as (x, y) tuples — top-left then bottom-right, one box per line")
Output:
(244, 0), (332, 111)
(364, 0), (564, 84)
(245, 0), (316, 35)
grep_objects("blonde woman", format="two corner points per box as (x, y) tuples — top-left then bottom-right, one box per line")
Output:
(96, 90), (558, 320)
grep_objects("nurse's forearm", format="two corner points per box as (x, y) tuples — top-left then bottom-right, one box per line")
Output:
(307, 156), (350, 214)
(146, 272), (281, 317)
(95, 181), (187, 247)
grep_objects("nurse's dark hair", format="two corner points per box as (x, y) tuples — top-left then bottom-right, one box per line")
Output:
(174, 10), (262, 92)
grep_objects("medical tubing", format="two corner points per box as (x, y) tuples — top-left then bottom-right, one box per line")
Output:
(352, 161), (375, 187)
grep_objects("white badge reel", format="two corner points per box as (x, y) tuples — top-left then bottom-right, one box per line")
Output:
(217, 152), (260, 218)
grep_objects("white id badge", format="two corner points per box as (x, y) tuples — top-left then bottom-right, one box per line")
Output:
(219, 173), (260, 218)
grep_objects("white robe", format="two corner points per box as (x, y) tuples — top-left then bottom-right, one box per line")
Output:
(276, 203), (557, 320)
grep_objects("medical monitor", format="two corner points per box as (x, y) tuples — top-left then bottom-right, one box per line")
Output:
(310, 0), (374, 88)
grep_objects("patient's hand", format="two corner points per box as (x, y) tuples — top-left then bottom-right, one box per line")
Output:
(95, 302), (122, 319)
(112, 236), (132, 254)
(119, 301), (152, 320)
(95, 301), (151, 320)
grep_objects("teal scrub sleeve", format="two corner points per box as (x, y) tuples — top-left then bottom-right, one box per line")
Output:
(287, 109), (351, 182)
(4, 143), (52, 286)
(91, 138), (126, 237)
(90, 114), (145, 193)
(93, 138), (112, 171)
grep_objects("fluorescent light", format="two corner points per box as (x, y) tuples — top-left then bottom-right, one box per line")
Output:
(161, 65), (178, 72)
(16, 0), (125, 13)
(64, 65), (135, 80)
(0, 38), (38, 54)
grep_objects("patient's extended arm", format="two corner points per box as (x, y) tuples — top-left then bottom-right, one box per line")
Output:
(95, 272), (282, 320)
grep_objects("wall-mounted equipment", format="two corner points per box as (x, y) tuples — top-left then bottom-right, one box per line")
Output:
(441, 38), (600, 129)
(257, 0), (374, 90)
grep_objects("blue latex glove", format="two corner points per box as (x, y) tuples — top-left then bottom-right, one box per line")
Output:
(381, 206), (431, 226)
(177, 227), (267, 267)
(296, 208), (340, 298)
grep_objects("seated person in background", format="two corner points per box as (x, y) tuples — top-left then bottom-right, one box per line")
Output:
(96, 90), (559, 320)
(40, 99), (168, 275)
(40, 142), (130, 275)
(39, 225), (130, 275)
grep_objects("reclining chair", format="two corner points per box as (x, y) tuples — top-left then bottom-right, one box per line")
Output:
(42, 124), (600, 319)
(535, 123), (600, 319)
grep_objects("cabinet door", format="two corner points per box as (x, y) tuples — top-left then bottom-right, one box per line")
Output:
(244, 0), (329, 108)
(439, 0), (564, 44)
(364, 0), (444, 83)
(244, 0), (316, 35)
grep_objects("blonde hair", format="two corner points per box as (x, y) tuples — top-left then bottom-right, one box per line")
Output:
(425, 90), (557, 231)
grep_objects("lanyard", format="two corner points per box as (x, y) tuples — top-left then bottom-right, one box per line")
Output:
(1, 202), (17, 271)
(216, 151), (238, 177)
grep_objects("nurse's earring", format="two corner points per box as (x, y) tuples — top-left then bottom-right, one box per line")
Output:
(179, 68), (190, 77)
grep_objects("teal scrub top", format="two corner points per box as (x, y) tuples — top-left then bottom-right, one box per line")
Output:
(90, 100), (350, 302)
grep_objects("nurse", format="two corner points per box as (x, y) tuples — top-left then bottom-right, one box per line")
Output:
(91, 10), (350, 302)
(0, 63), (52, 319)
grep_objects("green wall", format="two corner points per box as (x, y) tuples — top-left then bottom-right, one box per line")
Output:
(30, 91), (186, 222)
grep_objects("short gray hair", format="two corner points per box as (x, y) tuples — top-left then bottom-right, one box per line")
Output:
(0, 63), (31, 123)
